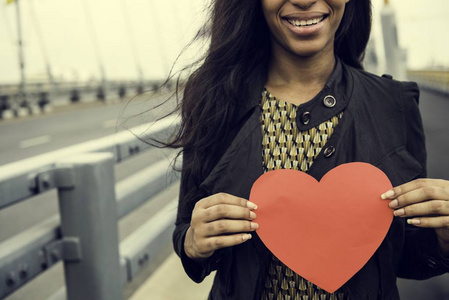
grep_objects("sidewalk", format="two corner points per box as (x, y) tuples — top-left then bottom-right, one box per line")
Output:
(129, 252), (215, 300)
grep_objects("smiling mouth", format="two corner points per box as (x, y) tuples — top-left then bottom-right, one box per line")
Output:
(285, 15), (328, 27)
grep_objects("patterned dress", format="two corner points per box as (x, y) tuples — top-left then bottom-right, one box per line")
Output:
(260, 89), (347, 300)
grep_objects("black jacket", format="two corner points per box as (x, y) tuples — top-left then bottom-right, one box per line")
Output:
(173, 60), (449, 299)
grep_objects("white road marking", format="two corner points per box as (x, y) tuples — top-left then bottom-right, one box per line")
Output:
(19, 135), (52, 149)
(102, 119), (117, 129)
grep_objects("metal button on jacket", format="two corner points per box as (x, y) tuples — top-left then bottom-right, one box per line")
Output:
(323, 95), (337, 108)
(323, 146), (336, 158)
(300, 111), (311, 125)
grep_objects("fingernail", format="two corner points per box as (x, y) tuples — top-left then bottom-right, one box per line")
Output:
(407, 219), (421, 225)
(251, 222), (259, 230)
(382, 190), (395, 199)
(242, 234), (252, 241)
(250, 211), (257, 219)
(389, 199), (399, 208)
(394, 208), (405, 216)
(247, 201), (258, 210)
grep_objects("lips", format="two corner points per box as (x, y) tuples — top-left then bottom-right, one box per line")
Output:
(282, 13), (329, 27)
(287, 16), (325, 27)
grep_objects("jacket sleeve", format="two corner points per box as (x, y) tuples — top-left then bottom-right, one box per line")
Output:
(397, 81), (449, 279)
(172, 148), (223, 283)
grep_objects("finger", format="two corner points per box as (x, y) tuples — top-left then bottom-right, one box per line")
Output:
(198, 220), (259, 237)
(202, 203), (256, 222)
(196, 233), (253, 254)
(197, 193), (257, 210)
(407, 216), (449, 229)
(382, 179), (448, 200)
(389, 186), (449, 209)
(393, 200), (449, 218)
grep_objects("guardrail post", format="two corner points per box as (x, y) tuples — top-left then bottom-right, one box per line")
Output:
(55, 153), (122, 300)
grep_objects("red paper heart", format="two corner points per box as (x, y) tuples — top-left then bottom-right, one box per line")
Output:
(249, 162), (393, 293)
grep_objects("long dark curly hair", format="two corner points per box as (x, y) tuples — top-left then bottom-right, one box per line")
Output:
(160, 0), (372, 193)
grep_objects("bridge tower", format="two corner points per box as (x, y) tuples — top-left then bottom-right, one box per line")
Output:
(381, 0), (407, 79)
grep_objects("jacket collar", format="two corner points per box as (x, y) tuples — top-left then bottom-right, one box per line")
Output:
(234, 57), (354, 131)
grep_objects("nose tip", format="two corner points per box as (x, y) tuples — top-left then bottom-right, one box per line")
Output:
(290, 0), (317, 10)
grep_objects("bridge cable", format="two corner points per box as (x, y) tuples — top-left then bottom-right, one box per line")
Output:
(81, 0), (107, 85)
(28, 0), (55, 86)
(120, 0), (144, 83)
(148, 0), (170, 78)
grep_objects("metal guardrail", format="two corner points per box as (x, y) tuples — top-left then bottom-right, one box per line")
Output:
(0, 116), (177, 209)
(0, 115), (181, 299)
(407, 70), (449, 95)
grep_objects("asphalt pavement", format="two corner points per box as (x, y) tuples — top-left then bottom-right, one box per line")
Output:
(0, 92), (176, 166)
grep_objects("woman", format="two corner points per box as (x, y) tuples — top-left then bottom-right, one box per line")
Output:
(170, 0), (449, 299)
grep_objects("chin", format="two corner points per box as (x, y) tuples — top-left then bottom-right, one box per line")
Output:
(291, 48), (323, 57)
(285, 42), (330, 58)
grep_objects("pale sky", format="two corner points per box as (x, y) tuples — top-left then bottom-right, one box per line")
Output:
(0, 0), (448, 84)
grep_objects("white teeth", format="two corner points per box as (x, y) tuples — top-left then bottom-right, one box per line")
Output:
(287, 16), (324, 27)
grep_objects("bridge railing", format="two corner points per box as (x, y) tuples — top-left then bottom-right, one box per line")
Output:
(0, 116), (180, 300)
(0, 79), (171, 119)
(407, 70), (449, 95)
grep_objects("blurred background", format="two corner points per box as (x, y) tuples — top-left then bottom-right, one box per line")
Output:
(0, 0), (448, 84)
(0, 0), (448, 299)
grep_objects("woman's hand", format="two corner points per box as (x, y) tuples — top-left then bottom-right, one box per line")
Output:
(381, 179), (449, 256)
(184, 193), (259, 260)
